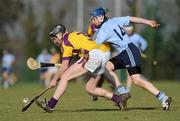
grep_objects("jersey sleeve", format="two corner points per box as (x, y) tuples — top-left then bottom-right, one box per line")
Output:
(116, 16), (130, 26)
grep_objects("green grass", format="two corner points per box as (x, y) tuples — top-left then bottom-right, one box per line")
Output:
(0, 81), (180, 121)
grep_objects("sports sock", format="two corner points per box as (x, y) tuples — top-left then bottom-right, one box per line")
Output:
(156, 91), (168, 103)
(48, 97), (58, 109)
(116, 84), (128, 94)
(111, 94), (121, 103)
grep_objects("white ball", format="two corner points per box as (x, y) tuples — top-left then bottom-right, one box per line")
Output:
(23, 98), (29, 103)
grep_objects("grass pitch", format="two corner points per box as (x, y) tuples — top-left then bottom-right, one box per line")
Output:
(0, 81), (180, 121)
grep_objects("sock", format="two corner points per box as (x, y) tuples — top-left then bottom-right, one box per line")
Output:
(116, 84), (128, 94)
(156, 91), (168, 103)
(48, 97), (58, 109)
(111, 94), (121, 104)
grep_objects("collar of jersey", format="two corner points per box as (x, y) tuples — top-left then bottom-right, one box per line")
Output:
(63, 32), (73, 47)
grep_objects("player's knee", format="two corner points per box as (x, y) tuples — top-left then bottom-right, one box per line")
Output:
(85, 83), (95, 95)
(60, 72), (70, 82)
(131, 74), (144, 86)
(106, 61), (114, 71)
(132, 79), (141, 86)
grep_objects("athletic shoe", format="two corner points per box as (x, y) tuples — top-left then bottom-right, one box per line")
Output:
(115, 93), (131, 111)
(121, 93), (131, 110)
(35, 99), (53, 113)
(162, 97), (172, 111)
(92, 95), (98, 101)
(115, 95), (124, 110)
(121, 93), (131, 99)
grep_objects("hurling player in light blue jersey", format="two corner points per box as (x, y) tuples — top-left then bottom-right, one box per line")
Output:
(90, 7), (171, 111)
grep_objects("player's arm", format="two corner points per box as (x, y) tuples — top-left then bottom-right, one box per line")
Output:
(48, 59), (70, 89)
(129, 16), (160, 28)
(52, 59), (69, 80)
(48, 46), (73, 88)
(78, 49), (89, 64)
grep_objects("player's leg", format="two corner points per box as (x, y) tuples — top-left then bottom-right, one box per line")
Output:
(130, 74), (159, 94)
(85, 75), (126, 110)
(84, 49), (126, 108)
(8, 71), (17, 86)
(52, 62), (87, 98)
(126, 70), (132, 92)
(35, 62), (88, 112)
(92, 75), (104, 101)
(44, 70), (50, 85)
(69, 55), (81, 82)
(36, 49), (106, 112)
(126, 43), (171, 110)
(2, 68), (10, 89)
(44, 67), (58, 88)
(129, 72), (171, 110)
(97, 76), (104, 87)
(105, 60), (129, 95)
(44, 70), (52, 88)
(38, 69), (46, 85)
(42, 69), (48, 86)
(90, 50), (122, 101)
(88, 49), (110, 101)
(86, 75), (115, 99)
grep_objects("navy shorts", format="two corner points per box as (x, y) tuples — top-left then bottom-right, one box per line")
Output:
(2, 67), (12, 74)
(109, 43), (142, 75)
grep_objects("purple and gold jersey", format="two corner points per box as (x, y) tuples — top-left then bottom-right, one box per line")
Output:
(61, 32), (110, 60)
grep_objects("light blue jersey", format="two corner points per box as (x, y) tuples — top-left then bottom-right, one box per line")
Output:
(129, 33), (147, 52)
(94, 16), (132, 53)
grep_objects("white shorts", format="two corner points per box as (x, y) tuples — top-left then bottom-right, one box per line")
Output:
(79, 49), (111, 75)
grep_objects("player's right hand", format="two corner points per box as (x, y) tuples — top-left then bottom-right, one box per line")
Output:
(48, 79), (57, 89)
(149, 20), (160, 28)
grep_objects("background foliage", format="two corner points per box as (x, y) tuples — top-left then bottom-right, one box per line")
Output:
(0, 0), (179, 80)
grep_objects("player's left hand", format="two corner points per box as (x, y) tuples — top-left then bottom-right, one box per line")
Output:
(78, 54), (89, 68)
(149, 20), (160, 28)
(48, 79), (57, 89)
(78, 55), (88, 64)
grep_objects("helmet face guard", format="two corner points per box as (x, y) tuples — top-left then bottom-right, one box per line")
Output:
(90, 7), (108, 28)
(50, 24), (66, 37)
